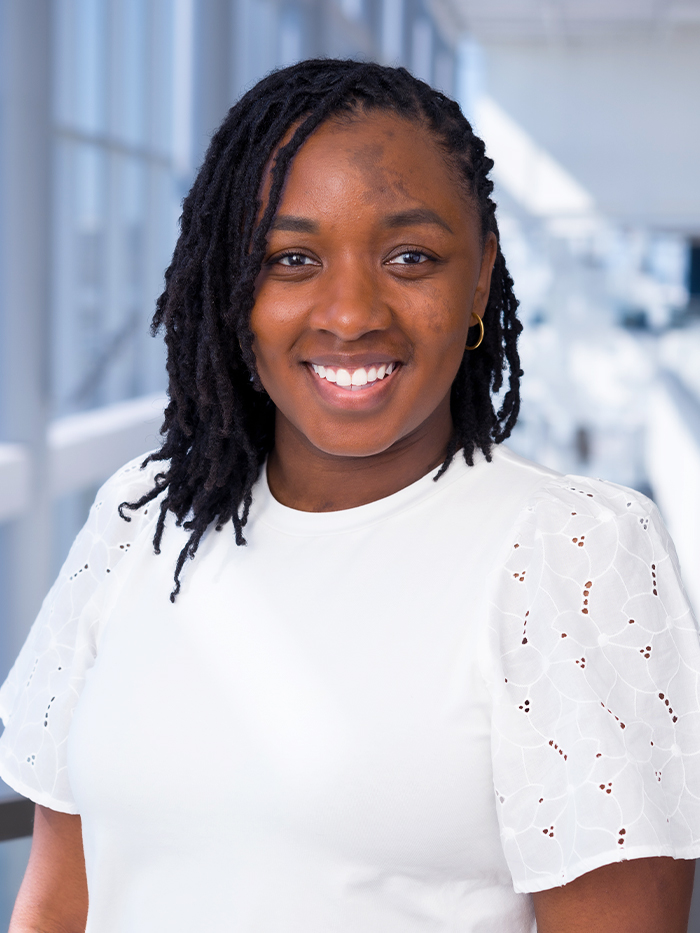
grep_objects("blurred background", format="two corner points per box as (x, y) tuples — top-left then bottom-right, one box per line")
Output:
(0, 0), (699, 925)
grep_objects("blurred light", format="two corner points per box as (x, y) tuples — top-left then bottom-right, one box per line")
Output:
(411, 18), (433, 84)
(173, 0), (194, 177)
(474, 95), (596, 225)
(381, 0), (404, 64)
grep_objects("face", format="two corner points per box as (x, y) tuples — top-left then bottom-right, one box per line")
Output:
(250, 110), (497, 465)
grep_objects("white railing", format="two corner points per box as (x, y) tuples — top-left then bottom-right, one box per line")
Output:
(0, 393), (166, 522)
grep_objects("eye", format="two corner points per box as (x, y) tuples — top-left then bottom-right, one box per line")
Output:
(387, 250), (431, 266)
(275, 252), (318, 267)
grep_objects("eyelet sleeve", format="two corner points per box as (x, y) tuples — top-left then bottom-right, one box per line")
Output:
(0, 455), (161, 813)
(488, 476), (700, 893)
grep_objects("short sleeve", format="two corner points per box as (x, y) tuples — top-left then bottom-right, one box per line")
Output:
(0, 454), (161, 813)
(487, 475), (700, 893)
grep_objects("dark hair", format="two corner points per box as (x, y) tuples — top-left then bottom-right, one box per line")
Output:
(120, 58), (522, 601)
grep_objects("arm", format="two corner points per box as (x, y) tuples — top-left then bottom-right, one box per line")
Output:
(9, 805), (88, 933)
(532, 856), (695, 933)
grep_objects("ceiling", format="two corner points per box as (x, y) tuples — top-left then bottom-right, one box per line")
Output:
(450, 0), (700, 39)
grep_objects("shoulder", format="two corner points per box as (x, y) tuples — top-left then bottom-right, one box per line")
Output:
(488, 455), (694, 667)
(86, 452), (166, 541)
(485, 447), (671, 571)
(491, 446), (660, 531)
(528, 469), (661, 534)
(95, 451), (166, 509)
(508, 469), (679, 600)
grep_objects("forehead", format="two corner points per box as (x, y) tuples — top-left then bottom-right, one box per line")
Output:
(270, 110), (475, 223)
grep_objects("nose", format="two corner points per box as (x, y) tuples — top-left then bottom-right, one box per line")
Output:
(308, 256), (391, 341)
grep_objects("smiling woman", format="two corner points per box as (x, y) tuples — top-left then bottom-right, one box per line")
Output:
(0, 60), (699, 933)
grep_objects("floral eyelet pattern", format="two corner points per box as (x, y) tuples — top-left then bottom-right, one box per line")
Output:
(0, 455), (161, 812)
(488, 475), (700, 893)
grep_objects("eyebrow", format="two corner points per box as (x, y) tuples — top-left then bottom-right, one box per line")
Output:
(269, 208), (453, 235)
(382, 208), (453, 234)
(269, 215), (320, 234)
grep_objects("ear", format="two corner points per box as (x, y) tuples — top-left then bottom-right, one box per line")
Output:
(471, 231), (498, 324)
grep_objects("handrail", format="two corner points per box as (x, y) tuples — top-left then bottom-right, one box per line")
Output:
(0, 793), (34, 842)
(0, 392), (166, 522)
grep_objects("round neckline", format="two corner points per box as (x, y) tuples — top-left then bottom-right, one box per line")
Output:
(249, 449), (486, 537)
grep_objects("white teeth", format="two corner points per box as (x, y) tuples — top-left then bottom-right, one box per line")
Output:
(310, 362), (398, 387)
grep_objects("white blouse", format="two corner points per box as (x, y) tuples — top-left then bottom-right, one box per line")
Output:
(0, 446), (699, 932)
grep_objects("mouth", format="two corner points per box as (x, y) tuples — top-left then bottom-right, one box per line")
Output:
(309, 362), (399, 391)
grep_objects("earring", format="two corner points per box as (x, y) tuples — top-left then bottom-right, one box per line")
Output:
(465, 314), (484, 351)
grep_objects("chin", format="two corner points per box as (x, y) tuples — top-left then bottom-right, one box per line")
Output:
(304, 429), (401, 461)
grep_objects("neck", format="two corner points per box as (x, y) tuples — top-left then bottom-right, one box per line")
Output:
(266, 407), (454, 513)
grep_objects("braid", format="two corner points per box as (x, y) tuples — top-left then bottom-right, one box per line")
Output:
(120, 59), (522, 600)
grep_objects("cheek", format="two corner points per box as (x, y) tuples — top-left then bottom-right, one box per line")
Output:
(410, 271), (472, 338)
(250, 297), (295, 366)
(416, 290), (470, 343)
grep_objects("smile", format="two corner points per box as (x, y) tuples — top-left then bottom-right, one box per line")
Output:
(309, 362), (398, 390)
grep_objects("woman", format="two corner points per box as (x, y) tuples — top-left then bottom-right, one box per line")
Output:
(1, 59), (699, 933)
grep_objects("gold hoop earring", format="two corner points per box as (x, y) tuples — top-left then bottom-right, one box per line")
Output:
(465, 314), (484, 351)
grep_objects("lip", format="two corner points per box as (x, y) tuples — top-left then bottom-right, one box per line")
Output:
(304, 360), (401, 409)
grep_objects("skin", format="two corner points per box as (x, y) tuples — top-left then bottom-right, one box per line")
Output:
(252, 111), (497, 511)
(10, 112), (695, 932)
(10, 806), (87, 932)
